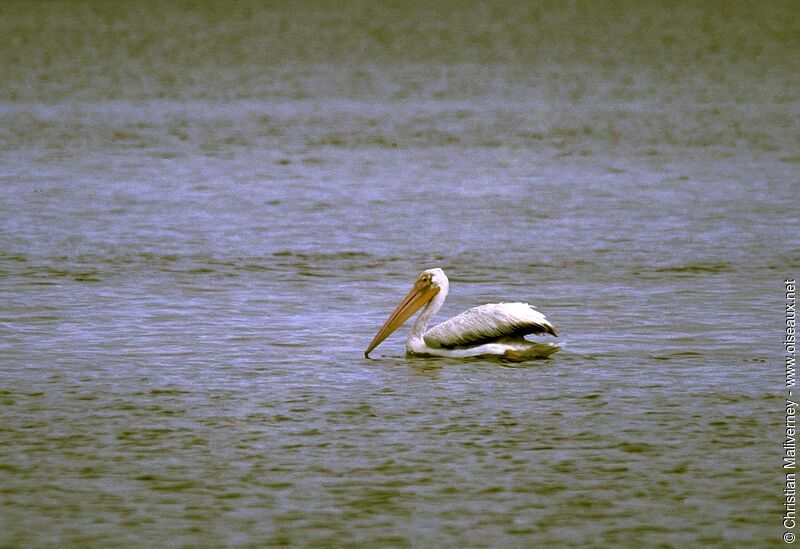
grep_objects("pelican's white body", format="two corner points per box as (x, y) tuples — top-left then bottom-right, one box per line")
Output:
(403, 269), (560, 359)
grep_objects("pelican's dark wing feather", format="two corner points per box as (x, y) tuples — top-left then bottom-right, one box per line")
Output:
(423, 302), (557, 349)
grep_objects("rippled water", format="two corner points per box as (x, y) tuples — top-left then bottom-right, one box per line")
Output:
(1, 2), (798, 546)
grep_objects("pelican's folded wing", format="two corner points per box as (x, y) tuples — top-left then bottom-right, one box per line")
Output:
(423, 302), (557, 349)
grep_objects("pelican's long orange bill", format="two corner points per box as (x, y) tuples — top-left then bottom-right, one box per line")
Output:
(364, 280), (439, 357)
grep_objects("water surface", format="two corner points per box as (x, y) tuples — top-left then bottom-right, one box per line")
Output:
(1, 2), (798, 546)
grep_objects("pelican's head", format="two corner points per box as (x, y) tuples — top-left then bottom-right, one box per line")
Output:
(364, 268), (448, 358)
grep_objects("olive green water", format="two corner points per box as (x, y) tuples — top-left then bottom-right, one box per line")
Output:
(1, 2), (798, 546)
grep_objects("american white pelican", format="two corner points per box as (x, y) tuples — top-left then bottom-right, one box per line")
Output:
(364, 268), (560, 360)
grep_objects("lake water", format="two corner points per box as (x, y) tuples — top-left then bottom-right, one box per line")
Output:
(1, 2), (798, 546)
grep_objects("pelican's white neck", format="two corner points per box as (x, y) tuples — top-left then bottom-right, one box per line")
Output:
(407, 268), (449, 348)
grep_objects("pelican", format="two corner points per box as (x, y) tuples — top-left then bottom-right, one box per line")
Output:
(364, 268), (560, 360)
